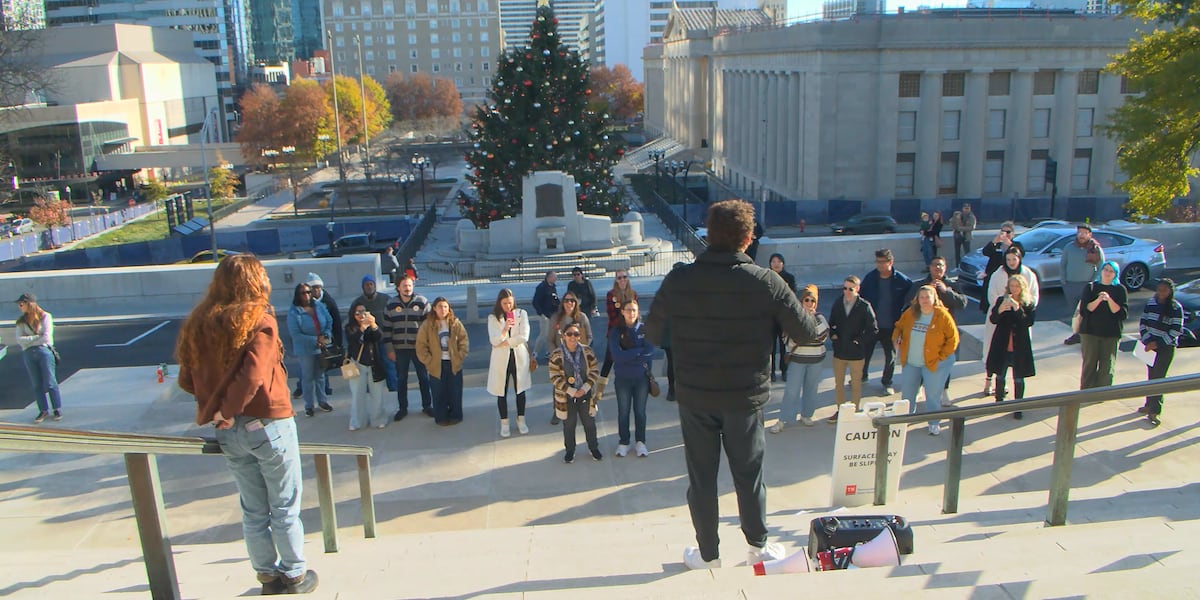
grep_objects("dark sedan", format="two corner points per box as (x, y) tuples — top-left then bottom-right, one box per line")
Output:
(1173, 278), (1200, 347)
(830, 215), (898, 235)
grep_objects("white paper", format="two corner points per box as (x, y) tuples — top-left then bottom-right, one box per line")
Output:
(1133, 342), (1157, 367)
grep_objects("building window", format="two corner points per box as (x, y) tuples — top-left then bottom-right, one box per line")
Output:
(411, 64), (418, 73)
(430, 33), (439, 44)
(984, 150), (1004, 194)
(480, 31), (488, 42)
(1029, 149), (1048, 193)
(361, 1), (371, 16)
(336, 36), (345, 48)
(481, 46), (489, 57)
(408, 34), (417, 44)
(365, 50), (374, 60)
(452, 47), (461, 57)
(333, 2), (344, 16)
(942, 110), (961, 141)
(987, 109), (1006, 139)
(363, 22), (372, 32)
(898, 72), (920, 98)
(383, 1), (395, 15)
(386, 35), (395, 45)
(410, 49), (417, 58)
(1120, 76), (1143, 94)
(1072, 148), (1092, 191)
(387, 49), (396, 59)
(432, 64), (440, 72)
(408, 20), (416, 29)
(989, 71), (1011, 96)
(942, 72), (965, 97)
(895, 153), (915, 197)
(1078, 70), (1100, 95)
(482, 61), (489, 70)
(897, 111), (916, 142)
(938, 152), (959, 195)
(1034, 70), (1056, 95)
(427, 0), (437, 13)
(1076, 108), (1094, 138)
(430, 19), (438, 29)
(385, 22), (394, 30)
(431, 48), (439, 58)
(335, 23), (343, 32)
(406, 0), (415, 15)
(1033, 108), (1051, 138)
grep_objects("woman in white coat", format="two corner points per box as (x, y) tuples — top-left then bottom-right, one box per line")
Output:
(487, 288), (532, 437)
(983, 246), (1040, 395)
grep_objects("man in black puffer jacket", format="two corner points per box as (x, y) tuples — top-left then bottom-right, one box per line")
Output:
(645, 199), (821, 571)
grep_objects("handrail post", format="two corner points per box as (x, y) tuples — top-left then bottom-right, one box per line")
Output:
(125, 453), (181, 600)
(1047, 400), (1081, 526)
(944, 418), (965, 514)
(357, 455), (376, 539)
(313, 454), (339, 552)
(873, 422), (890, 506)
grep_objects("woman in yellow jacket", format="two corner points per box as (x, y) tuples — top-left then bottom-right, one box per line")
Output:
(416, 297), (470, 425)
(893, 285), (960, 436)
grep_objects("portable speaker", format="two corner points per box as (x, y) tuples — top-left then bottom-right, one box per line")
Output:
(808, 514), (913, 559)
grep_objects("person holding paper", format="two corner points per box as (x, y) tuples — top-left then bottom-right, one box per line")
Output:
(1137, 278), (1184, 427)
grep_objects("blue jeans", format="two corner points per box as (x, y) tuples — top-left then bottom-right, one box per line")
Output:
(298, 353), (328, 411)
(430, 361), (464, 422)
(23, 346), (63, 413)
(782, 360), (823, 422)
(614, 374), (649, 445)
(900, 355), (955, 426)
(393, 348), (431, 412)
(379, 340), (398, 392)
(214, 415), (307, 580)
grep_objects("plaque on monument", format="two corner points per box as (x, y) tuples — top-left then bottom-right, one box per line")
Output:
(535, 183), (565, 218)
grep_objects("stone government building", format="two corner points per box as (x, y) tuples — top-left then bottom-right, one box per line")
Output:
(643, 8), (1147, 221)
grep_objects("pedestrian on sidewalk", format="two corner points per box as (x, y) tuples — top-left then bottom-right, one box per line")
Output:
(15, 293), (64, 423)
(827, 276), (878, 422)
(860, 248), (913, 396)
(609, 299), (655, 458)
(344, 302), (388, 431)
(531, 271), (560, 359)
(547, 292), (593, 425)
(487, 289), (532, 437)
(176, 255), (318, 594)
(1078, 261), (1128, 390)
(773, 285), (829, 432)
(287, 282), (333, 417)
(768, 253), (797, 382)
(893, 285), (959, 436)
(978, 222), (1023, 318)
(598, 269), (637, 400)
(950, 203), (977, 268)
(353, 275), (397, 392)
(383, 246), (400, 285)
(293, 273), (339, 399)
(982, 247), (1039, 396)
(987, 274), (1037, 419)
(550, 322), (601, 463)
(904, 256), (969, 407)
(567, 266), (598, 316)
(644, 199), (823, 571)
(416, 297), (469, 426)
(1137, 278), (1184, 427)
(383, 274), (432, 421)
(1061, 223), (1105, 345)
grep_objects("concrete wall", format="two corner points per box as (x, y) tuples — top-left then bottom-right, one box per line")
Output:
(0, 255), (380, 319)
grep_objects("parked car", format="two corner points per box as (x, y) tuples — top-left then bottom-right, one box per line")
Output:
(957, 227), (1166, 291)
(311, 232), (396, 258)
(1104, 217), (1167, 229)
(177, 249), (241, 264)
(829, 214), (898, 235)
(1172, 278), (1200, 348)
(11, 218), (33, 234)
(1029, 219), (1071, 229)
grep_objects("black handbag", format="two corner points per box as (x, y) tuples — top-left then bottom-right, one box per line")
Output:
(318, 345), (346, 370)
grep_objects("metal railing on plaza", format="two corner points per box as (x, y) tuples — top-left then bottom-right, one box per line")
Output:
(638, 184), (708, 257)
(395, 204), (437, 268)
(0, 423), (375, 600)
(869, 373), (1200, 526)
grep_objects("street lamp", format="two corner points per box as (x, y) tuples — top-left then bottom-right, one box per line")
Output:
(199, 109), (219, 262)
(394, 171), (415, 214)
(353, 35), (372, 181)
(279, 146), (299, 216)
(664, 159), (695, 224)
(411, 153), (429, 212)
(647, 149), (665, 194)
(327, 30), (346, 185)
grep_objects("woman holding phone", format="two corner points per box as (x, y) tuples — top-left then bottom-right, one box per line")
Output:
(487, 289), (533, 437)
(986, 274), (1037, 419)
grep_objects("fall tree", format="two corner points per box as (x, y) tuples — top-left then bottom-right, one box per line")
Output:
(588, 64), (644, 122)
(236, 84), (284, 166)
(385, 71), (464, 122)
(209, 166), (236, 201)
(144, 180), (171, 203)
(325, 74), (392, 146)
(280, 79), (338, 164)
(1104, 0), (1200, 217)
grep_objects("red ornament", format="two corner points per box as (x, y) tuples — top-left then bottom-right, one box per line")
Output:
(524, 80), (532, 86)
(617, 148), (626, 155)
(489, 209), (498, 217)
(585, 89), (592, 95)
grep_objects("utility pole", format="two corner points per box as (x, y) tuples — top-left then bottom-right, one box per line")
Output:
(354, 35), (372, 181)
(328, 30), (346, 186)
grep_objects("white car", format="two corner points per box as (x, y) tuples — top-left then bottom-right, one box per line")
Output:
(11, 218), (33, 234)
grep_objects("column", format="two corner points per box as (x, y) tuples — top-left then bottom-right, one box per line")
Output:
(1093, 73), (1121, 194)
(914, 70), (944, 199)
(959, 69), (989, 198)
(775, 72), (789, 193)
(1007, 68), (1035, 197)
(1052, 68), (1080, 194)
(787, 72), (802, 195)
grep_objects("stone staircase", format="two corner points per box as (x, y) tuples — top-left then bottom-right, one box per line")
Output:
(624, 136), (686, 172)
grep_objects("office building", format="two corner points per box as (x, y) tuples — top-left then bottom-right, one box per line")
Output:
(251, 0), (295, 64)
(499, 0), (593, 50)
(1, 0), (44, 30)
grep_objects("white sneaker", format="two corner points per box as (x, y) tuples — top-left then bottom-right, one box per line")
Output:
(983, 377), (993, 396)
(615, 444), (630, 457)
(928, 422), (941, 436)
(500, 419), (511, 438)
(883, 386), (896, 396)
(769, 421), (785, 434)
(801, 417), (815, 427)
(747, 543), (786, 565)
(635, 441), (649, 457)
(683, 547), (721, 570)
(516, 415), (529, 434)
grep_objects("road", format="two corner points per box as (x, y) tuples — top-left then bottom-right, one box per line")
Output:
(3, 265), (1197, 411)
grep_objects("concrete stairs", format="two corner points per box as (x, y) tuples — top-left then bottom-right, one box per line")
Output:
(624, 136), (685, 172)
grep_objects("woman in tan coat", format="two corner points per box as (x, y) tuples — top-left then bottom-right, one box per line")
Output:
(416, 297), (469, 425)
(893, 285), (959, 436)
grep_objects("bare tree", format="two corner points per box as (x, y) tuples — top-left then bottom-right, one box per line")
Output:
(0, 30), (53, 114)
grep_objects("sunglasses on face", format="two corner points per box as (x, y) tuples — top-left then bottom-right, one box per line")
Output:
(564, 299), (577, 303)
(843, 287), (856, 292)
(802, 298), (817, 304)
(563, 331), (581, 337)
(616, 276), (628, 280)
(299, 289), (311, 295)
(1001, 230), (1013, 235)
(354, 310), (366, 316)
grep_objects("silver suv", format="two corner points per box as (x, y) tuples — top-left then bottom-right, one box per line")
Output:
(958, 227), (1166, 290)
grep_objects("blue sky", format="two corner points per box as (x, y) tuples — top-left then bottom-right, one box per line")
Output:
(784, 0), (969, 19)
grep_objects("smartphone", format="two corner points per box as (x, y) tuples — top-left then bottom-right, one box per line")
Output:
(505, 311), (515, 322)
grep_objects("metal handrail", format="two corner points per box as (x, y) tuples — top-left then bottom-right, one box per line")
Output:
(0, 423), (376, 600)
(868, 373), (1200, 526)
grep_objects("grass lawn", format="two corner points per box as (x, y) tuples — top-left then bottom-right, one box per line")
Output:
(74, 197), (237, 249)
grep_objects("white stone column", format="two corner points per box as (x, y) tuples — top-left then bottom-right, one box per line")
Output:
(1007, 68), (1035, 197)
(1093, 73), (1121, 194)
(1052, 68), (1080, 194)
(787, 72), (802, 195)
(915, 70), (944, 199)
(960, 69), (989, 199)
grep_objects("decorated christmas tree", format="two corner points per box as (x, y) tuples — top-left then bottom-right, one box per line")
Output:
(462, 4), (626, 228)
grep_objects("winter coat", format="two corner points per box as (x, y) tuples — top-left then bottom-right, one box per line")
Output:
(567, 278), (597, 315)
(905, 276), (970, 317)
(287, 302), (332, 357)
(549, 344), (600, 420)
(416, 316), (469, 379)
(986, 265), (1040, 311)
(860, 269), (914, 329)
(829, 296), (878, 361)
(608, 321), (655, 381)
(1079, 281), (1129, 338)
(986, 299), (1037, 379)
(893, 305), (959, 371)
(643, 249), (822, 413)
(486, 309), (532, 396)
(344, 323), (386, 383)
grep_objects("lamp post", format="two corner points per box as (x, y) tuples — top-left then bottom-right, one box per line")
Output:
(395, 171), (415, 214)
(411, 153), (429, 212)
(199, 109), (219, 262)
(647, 149), (665, 194)
(327, 30), (346, 185)
(353, 35), (372, 181)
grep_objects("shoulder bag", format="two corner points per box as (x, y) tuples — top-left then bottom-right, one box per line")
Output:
(340, 340), (364, 380)
(645, 364), (660, 398)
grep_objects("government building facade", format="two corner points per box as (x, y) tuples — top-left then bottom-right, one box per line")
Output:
(644, 9), (1145, 208)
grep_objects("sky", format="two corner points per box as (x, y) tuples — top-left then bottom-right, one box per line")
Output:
(784, 0), (969, 20)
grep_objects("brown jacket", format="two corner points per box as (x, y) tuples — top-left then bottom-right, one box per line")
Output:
(415, 316), (469, 379)
(892, 305), (959, 372)
(179, 313), (292, 425)
(549, 344), (600, 420)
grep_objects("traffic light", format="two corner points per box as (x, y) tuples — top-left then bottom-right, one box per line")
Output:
(1044, 157), (1058, 184)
